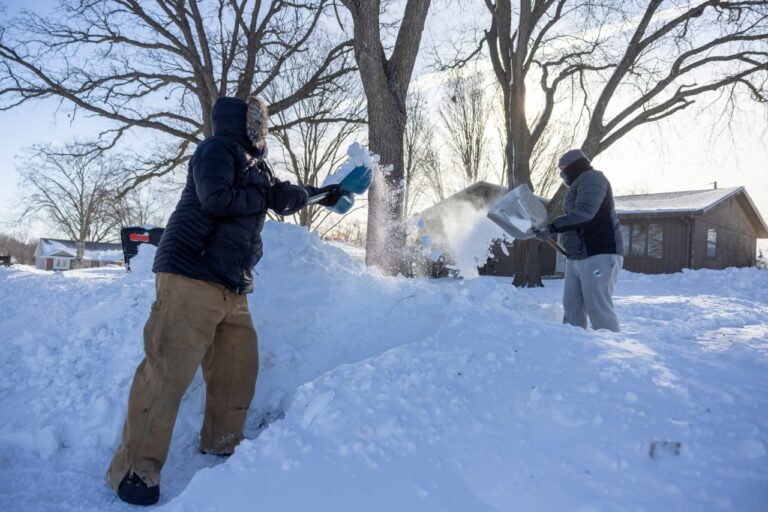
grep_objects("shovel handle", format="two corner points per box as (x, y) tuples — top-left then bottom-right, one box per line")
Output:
(547, 238), (567, 257)
(305, 191), (329, 206)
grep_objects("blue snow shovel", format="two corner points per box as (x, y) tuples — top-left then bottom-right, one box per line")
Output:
(338, 165), (372, 194)
(306, 165), (372, 214)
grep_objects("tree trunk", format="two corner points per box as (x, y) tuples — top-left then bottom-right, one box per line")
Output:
(505, 87), (541, 287)
(343, 0), (430, 276)
(365, 97), (407, 274)
(72, 239), (86, 270)
(512, 238), (543, 287)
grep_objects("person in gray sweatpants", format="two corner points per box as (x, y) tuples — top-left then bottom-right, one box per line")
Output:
(535, 149), (624, 332)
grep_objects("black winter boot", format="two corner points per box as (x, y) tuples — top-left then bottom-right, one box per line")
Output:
(117, 472), (160, 506)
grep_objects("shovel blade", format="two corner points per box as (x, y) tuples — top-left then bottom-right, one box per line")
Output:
(486, 184), (548, 240)
(339, 165), (372, 194)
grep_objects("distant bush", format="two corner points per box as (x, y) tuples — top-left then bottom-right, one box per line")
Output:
(0, 234), (36, 265)
(403, 245), (460, 279)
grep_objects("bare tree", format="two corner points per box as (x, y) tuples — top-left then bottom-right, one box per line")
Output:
(530, 118), (575, 197)
(16, 142), (126, 263)
(270, 70), (366, 231)
(113, 184), (168, 229)
(487, 74), (571, 196)
(405, 92), (446, 205)
(472, 0), (768, 286)
(0, 234), (37, 265)
(439, 72), (491, 188)
(421, 143), (446, 204)
(579, 1), (768, 160)
(0, 0), (356, 194)
(479, 1), (610, 286)
(480, 1), (604, 190)
(340, 0), (432, 274)
(402, 91), (437, 217)
(544, 0), (768, 279)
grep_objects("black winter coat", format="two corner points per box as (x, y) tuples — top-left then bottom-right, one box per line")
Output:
(153, 97), (312, 293)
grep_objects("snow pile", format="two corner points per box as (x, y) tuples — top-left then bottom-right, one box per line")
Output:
(1, 222), (767, 511)
(85, 249), (124, 261)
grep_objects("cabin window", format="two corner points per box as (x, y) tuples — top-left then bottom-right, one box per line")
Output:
(707, 228), (718, 259)
(626, 223), (663, 258)
(648, 224), (663, 258)
(630, 224), (648, 257)
(52, 257), (70, 270)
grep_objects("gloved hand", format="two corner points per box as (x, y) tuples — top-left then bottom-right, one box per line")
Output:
(267, 180), (309, 216)
(314, 184), (344, 207)
(533, 224), (552, 241)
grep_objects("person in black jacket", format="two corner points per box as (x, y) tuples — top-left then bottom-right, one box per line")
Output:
(106, 96), (343, 506)
(535, 149), (624, 332)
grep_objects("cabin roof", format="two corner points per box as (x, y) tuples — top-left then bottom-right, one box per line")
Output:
(37, 238), (124, 260)
(615, 187), (768, 237)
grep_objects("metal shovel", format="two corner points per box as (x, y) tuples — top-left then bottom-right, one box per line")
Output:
(487, 184), (567, 256)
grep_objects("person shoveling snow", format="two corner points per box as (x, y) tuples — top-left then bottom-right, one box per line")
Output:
(106, 95), (372, 506)
(534, 149), (624, 332)
(488, 149), (623, 332)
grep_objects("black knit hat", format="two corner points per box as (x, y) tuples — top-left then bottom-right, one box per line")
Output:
(558, 149), (589, 169)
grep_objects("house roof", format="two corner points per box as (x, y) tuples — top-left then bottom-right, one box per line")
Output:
(615, 187), (741, 214)
(615, 187), (768, 237)
(36, 238), (124, 261)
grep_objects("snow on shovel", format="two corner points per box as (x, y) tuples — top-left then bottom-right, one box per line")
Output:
(306, 165), (372, 214)
(307, 143), (375, 214)
(486, 184), (567, 256)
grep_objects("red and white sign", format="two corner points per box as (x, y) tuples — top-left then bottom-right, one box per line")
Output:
(129, 233), (151, 243)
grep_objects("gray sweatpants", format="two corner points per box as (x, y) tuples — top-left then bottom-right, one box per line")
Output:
(562, 254), (623, 332)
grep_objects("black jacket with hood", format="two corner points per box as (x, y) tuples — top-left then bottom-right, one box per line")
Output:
(153, 97), (312, 293)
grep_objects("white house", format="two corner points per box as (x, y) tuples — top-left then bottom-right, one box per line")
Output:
(34, 238), (124, 271)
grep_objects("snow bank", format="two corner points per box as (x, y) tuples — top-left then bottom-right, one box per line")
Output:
(1, 222), (767, 511)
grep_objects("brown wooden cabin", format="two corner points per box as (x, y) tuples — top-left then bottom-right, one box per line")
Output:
(419, 183), (767, 278)
(615, 187), (768, 274)
(418, 182), (561, 278)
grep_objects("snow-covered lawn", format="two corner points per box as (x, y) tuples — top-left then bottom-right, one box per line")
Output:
(0, 222), (766, 511)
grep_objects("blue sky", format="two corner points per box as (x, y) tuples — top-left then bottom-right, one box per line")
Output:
(1, 0), (767, 246)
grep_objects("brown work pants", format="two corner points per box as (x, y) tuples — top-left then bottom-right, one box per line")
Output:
(106, 272), (259, 489)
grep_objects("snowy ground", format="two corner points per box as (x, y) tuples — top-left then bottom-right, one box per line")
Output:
(0, 222), (766, 511)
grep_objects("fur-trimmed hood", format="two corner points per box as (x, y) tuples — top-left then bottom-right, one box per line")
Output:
(245, 95), (268, 151)
(210, 96), (269, 156)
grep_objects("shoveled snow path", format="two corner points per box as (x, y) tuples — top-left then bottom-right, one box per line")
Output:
(0, 223), (766, 511)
